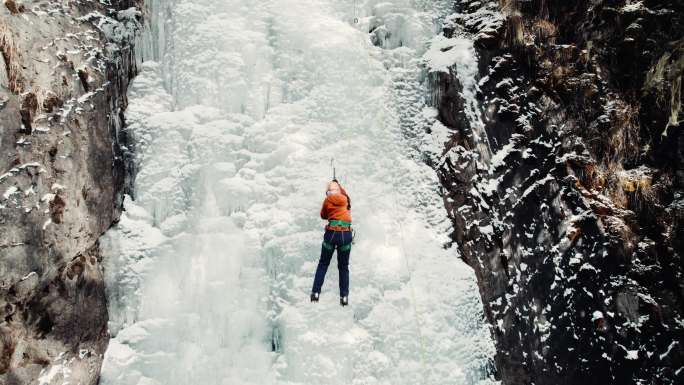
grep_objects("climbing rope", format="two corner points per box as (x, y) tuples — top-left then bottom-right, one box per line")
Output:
(390, 188), (429, 384)
(349, 16), (430, 381)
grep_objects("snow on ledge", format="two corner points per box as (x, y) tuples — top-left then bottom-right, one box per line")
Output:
(423, 35), (476, 73)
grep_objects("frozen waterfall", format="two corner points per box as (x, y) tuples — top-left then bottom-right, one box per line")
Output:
(100, 0), (496, 384)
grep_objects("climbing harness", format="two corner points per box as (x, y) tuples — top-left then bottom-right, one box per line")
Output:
(322, 228), (352, 251)
(326, 219), (352, 232)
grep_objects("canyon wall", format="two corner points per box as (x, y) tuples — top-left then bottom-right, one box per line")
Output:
(433, 1), (683, 384)
(0, 1), (140, 383)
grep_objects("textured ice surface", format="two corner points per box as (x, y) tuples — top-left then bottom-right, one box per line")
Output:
(100, 1), (496, 384)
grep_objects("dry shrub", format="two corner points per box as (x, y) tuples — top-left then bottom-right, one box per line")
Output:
(500, 0), (523, 46)
(600, 98), (641, 169)
(50, 194), (66, 224)
(0, 325), (14, 374)
(500, 0), (517, 15)
(643, 52), (671, 98)
(0, 23), (23, 93)
(508, 14), (525, 47)
(667, 73), (681, 131)
(608, 166), (657, 211)
(578, 163), (606, 191)
(43, 91), (64, 112)
(3, 0), (21, 14)
(534, 19), (557, 44)
(643, 41), (684, 134)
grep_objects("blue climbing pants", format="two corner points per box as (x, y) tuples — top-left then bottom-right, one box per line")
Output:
(312, 230), (352, 297)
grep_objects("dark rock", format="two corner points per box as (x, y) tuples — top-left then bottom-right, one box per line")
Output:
(431, 1), (683, 384)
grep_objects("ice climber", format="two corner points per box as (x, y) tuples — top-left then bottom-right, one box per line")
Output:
(311, 179), (353, 306)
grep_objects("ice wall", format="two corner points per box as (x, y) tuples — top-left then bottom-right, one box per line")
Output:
(100, 1), (496, 384)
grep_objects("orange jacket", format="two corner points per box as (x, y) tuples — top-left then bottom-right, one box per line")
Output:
(320, 187), (352, 224)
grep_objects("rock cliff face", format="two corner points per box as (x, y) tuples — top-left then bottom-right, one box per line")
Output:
(0, 1), (139, 383)
(433, 0), (683, 384)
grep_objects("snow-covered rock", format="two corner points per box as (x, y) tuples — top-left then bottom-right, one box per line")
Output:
(430, 1), (683, 384)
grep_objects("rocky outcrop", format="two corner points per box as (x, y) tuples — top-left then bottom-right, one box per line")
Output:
(0, 1), (140, 383)
(433, 1), (683, 384)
